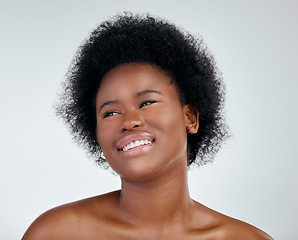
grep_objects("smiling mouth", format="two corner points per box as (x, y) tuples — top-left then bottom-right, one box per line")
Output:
(119, 139), (155, 152)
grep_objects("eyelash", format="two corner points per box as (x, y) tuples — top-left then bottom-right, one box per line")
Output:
(139, 100), (158, 108)
(102, 100), (158, 118)
(103, 111), (119, 118)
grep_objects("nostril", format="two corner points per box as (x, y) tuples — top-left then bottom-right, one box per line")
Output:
(122, 124), (140, 132)
(121, 114), (144, 132)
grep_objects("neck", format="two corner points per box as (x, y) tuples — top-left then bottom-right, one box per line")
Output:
(118, 162), (195, 228)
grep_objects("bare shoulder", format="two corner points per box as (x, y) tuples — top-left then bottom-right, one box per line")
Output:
(22, 190), (121, 240)
(222, 216), (274, 240)
(192, 201), (273, 240)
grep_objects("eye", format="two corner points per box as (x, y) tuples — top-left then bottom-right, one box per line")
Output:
(103, 111), (119, 118)
(139, 100), (158, 108)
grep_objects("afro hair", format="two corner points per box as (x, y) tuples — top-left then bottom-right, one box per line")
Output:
(56, 12), (229, 167)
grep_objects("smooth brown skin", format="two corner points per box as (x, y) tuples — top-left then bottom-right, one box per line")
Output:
(22, 64), (273, 240)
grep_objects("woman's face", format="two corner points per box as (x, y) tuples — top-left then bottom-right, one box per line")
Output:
(95, 63), (197, 181)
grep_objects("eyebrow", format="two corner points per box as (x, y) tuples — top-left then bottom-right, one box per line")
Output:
(136, 89), (163, 97)
(98, 90), (163, 113)
(98, 100), (118, 113)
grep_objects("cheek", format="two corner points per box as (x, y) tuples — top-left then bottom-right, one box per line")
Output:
(96, 121), (114, 151)
(96, 121), (123, 173)
(148, 104), (187, 144)
(166, 113), (187, 146)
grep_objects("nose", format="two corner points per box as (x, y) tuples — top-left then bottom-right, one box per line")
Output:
(121, 110), (144, 132)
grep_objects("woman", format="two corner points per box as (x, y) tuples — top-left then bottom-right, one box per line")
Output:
(22, 13), (273, 239)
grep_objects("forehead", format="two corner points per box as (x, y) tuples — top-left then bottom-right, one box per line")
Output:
(96, 63), (179, 100)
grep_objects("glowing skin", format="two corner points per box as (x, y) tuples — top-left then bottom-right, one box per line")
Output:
(95, 63), (193, 182)
(22, 63), (273, 240)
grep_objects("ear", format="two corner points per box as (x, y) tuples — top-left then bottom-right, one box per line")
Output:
(183, 104), (199, 134)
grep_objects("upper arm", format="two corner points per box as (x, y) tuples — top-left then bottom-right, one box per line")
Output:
(22, 211), (57, 240)
(228, 219), (274, 240)
(22, 207), (79, 240)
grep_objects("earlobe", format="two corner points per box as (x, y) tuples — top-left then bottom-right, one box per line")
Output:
(183, 104), (199, 134)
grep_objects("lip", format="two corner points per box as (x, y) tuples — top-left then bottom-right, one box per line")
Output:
(116, 132), (155, 151)
(119, 141), (154, 157)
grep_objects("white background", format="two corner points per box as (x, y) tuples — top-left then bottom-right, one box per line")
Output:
(1, 1), (297, 239)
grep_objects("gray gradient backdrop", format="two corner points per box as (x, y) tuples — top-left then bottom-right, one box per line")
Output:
(1, 1), (297, 239)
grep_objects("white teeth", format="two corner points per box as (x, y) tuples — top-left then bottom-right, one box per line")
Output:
(122, 140), (152, 151)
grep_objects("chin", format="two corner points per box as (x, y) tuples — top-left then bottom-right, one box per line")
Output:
(118, 156), (183, 183)
(119, 164), (163, 182)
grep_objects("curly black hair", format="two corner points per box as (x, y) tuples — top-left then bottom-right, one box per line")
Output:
(56, 12), (229, 167)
